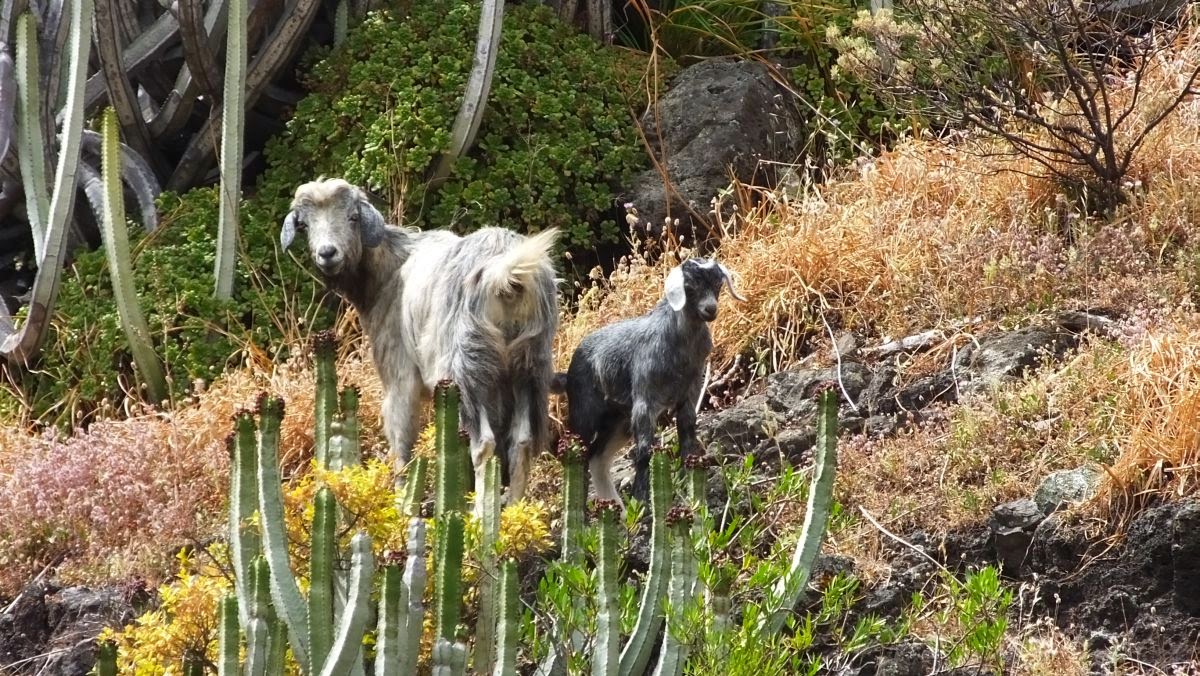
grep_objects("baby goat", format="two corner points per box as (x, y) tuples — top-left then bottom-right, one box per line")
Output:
(554, 258), (744, 508)
(280, 178), (559, 517)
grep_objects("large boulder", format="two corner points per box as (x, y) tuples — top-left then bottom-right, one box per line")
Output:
(623, 58), (804, 245)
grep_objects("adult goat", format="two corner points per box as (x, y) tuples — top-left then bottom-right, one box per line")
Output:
(280, 178), (559, 516)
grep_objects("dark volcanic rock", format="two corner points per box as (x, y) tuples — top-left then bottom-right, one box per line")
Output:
(623, 58), (804, 245)
(990, 499), (1045, 576)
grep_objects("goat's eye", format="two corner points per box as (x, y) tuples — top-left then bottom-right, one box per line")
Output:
(295, 220), (307, 231)
(348, 211), (361, 224)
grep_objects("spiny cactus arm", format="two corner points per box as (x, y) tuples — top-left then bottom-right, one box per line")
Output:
(334, 0), (348, 45)
(254, 395), (312, 671)
(759, 388), (839, 636)
(434, 380), (464, 517)
(245, 617), (269, 676)
(396, 517), (428, 675)
(618, 449), (673, 676)
(473, 457), (502, 673)
(318, 532), (375, 676)
(217, 593), (239, 676)
(434, 512), (466, 643)
(313, 330), (336, 468)
(401, 457), (429, 517)
(98, 108), (168, 405)
(431, 639), (468, 676)
(0, 38), (13, 171)
(230, 412), (261, 631)
(212, 0), (246, 300)
(557, 434), (586, 563)
(310, 486), (337, 670)
(95, 638), (118, 676)
(1, 0), (91, 364)
(592, 501), (622, 676)
(492, 559), (519, 676)
(79, 129), (161, 231)
(651, 508), (698, 676)
(683, 454), (710, 601)
(373, 561), (402, 676)
(13, 13), (47, 259)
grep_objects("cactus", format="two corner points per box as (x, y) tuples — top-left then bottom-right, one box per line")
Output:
(14, 13), (48, 261)
(319, 533), (375, 676)
(395, 518), (429, 675)
(435, 380), (465, 517)
(557, 434), (587, 563)
(619, 447), (673, 676)
(402, 457), (430, 517)
(434, 512), (466, 644)
(313, 330), (337, 469)
(254, 395), (313, 671)
(95, 639), (118, 676)
(97, 107), (168, 405)
(309, 486), (337, 669)
(759, 387), (840, 636)
(229, 411), (261, 630)
(218, 595), (240, 676)
(250, 557), (279, 676)
(652, 507), (698, 676)
(213, 0), (247, 299)
(374, 557), (403, 676)
(340, 386), (361, 464)
(682, 454), (710, 601)
(492, 559), (519, 676)
(592, 500), (622, 676)
(432, 638), (469, 676)
(473, 456), (503, 673)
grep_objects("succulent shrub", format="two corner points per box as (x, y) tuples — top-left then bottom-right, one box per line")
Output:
(0, 187), (330, 426)
(257, 0), (652, 250)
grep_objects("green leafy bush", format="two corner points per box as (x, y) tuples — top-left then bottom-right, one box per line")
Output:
(0, 188), (330, 426)
(259, 0), (652, 250)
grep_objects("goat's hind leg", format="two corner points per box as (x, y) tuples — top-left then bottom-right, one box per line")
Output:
(506, 391), (534, 507)
(383, 370), (426, 489)
(467, 411), (497, 521)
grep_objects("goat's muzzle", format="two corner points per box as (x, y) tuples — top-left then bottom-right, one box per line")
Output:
(314, 245), (344, 276)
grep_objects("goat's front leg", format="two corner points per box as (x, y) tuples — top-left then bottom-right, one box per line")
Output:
(629, 398), (657, 503)
(382, 367), (426, 471)
(469, 411), (497, 521)
(676, 380), (705, 460)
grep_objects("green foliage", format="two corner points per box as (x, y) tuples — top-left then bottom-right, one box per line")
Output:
(0, 187), (329, 426)
(259, 0), (650, 251)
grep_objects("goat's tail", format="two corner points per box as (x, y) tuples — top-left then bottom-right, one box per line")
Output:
(550, 371), (568, 395)
(478, 228), (559, 298)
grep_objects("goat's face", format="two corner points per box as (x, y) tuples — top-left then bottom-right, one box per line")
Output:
(665, 258), (745, 322)
(280, 178), (386, 278)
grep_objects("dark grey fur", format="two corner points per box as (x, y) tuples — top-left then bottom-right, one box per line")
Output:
(557, 258), (742, 505)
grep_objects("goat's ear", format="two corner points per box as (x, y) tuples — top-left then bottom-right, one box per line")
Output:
(281, 211), (298, 250)
(358, 198), (386, 248)
(717, 263), (747, 302)
(665, 265), (687, 311)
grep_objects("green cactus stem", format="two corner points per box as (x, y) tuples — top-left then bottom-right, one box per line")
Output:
(244, 618), (269, 676)
(759, 387), (840, 636)
(619, 446), (673, 676)
(434, 380), (465, 517)
(401, 457), (429, 518)
(310, 486), (337, 670)
(492, 559), (519, 676)
(98, 107), (168, 405)
(250, 557), (278, 676)
(556, 433), (587, 563)
(217, 594), (239, 676)
(373, 557), (403, 676)
(682, 454), (711, 600)
(95, 639), (118, 676)
(229, 410), (261, 631)
(652, 507), (698, 676)
(213, 0), (247, 300)
(318, 532), (375, 676)
(313, 330), (337, 469)
(254, 394), (312, 671)
(592, 500), (622, 676)
(434, 512), (466, 645)
(473, 456), (503, 673)
(183, 653), (205, 676)
(395, 518), (428, 675)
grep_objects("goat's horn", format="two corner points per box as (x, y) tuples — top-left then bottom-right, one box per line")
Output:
(281, 211), (297, 250)
(718, 263), (746, 302)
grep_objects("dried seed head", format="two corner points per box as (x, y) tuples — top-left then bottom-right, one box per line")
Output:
(812, 381), (839, 401)
(381, 549), (406, 566)
(554, 432), (587, 463)
(665, 505), (695, 526)
(683, 453), (713, 470)
(651, 443), (674, 456)
(254, 391), (269, 415)
(311, 329), (337, 355)
(590, 499), (622, 518)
